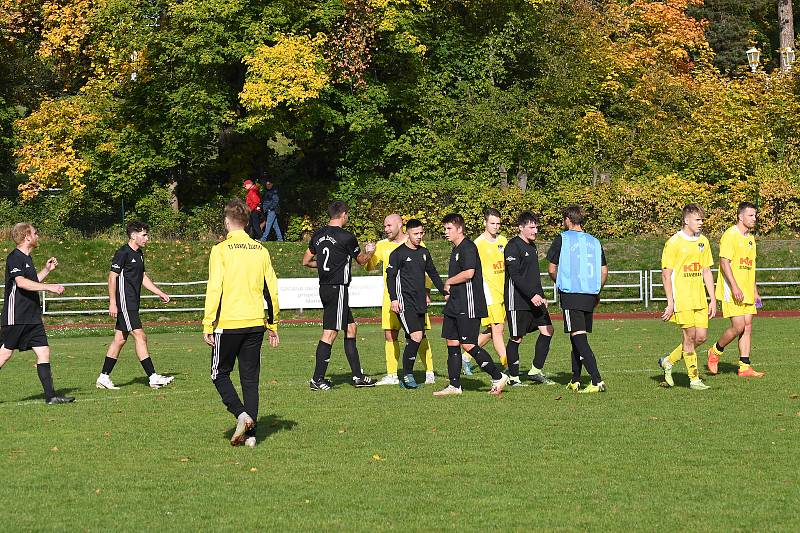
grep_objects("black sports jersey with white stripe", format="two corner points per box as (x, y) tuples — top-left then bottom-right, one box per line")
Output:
(2, 249), (42, 325)
(110, 244), (145, 310)
(443, 237), (487, 319)
(504, 236), (545, 312)
(308, 226), (361, 286)
(386, 244), (446, 314)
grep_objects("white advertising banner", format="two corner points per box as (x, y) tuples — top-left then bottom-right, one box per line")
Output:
(276, 276), (385, 310)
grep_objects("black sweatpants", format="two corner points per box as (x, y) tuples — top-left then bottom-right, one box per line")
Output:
(211, 329), (264, 437)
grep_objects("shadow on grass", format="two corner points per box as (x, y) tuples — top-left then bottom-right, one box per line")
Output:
(222, 414), (297, 443)
(546, 372), (575, 386)
(13, 387), (80, 403)
(255, 414), (298, 440)
(648, 371), (691, 388)
(711, 361), (739, 375)
(114, 372), (185, 388)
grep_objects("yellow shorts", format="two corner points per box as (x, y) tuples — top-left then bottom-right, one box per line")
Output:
(722, 300), (757, 319)
(381, 305), (431, 331)
(671, 308), (709, 329)
(481, 303), (506, 328)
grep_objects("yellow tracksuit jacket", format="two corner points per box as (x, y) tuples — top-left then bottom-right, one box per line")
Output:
(202, 230), (279, 334)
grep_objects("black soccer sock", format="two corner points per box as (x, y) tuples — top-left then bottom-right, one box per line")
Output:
(101, 356), (117, 376)
(343, 337), (364, 378)
(715, 342), (725, 354)
(313, 340), (332, 381)
(569, 337), (583, 382)
(36, 363), (56, 401)
(140, 356), (156, 377)
(447, 345), (462, 388)
(505, 339), (521, 377)
(402, 339), (421, 376)
(532, 334), (553, 370)
(468, 346), (502, 380)
(571, 334), (602, 385)
(740, 356), (751, 365)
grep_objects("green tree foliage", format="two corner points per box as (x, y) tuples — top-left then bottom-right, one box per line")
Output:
(2, 0), (800, 237)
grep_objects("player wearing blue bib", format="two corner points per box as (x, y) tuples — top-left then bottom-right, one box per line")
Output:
(547, 205), (608, 393)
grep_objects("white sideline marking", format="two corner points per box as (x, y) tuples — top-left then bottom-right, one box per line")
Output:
(0, 388), (204, 409)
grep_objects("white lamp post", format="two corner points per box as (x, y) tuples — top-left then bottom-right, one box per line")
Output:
(746, 47), (761, 73)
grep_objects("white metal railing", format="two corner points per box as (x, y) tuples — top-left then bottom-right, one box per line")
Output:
(0, 270), (654, 315)
(0, 268), (795, 315)
(648, 267), (800, 305)
(40, 281), (207, 315)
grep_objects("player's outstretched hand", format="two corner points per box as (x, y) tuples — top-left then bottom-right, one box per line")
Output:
(268, 329), (280, 348)
(48, 284), (65, 295)
(661, 303), (674, 321)
(45, 257), (58, 271)
(364, 242), (376, 254)
(159, 293), (170, 303)
(203, 333), (215, 347)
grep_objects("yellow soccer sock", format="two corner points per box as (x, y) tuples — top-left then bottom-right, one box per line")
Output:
(385, 340), (400, 376)
(666, 344), (683, 366)
(684, 352), (699, 381)
(418, 337), (434, 372)
(710, 343), (724, 358)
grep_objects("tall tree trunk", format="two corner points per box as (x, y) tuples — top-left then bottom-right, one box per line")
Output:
(778, 0), (795, 71)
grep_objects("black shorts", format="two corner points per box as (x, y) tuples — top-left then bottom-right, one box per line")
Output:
(396, 311), (425, 336)
(507, 306), (552, 338)
(563, 308), (593, 334)
(441, 315), (482, 345)
(319, 285), (354, 331)
(1, 323), (48, 351)
(115, 308), (143, 332)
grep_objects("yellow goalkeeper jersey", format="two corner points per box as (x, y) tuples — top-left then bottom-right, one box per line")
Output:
(716, 226), (757, 304)
(475, 234), (508, 306)
(661, 231), (714, 312)
(202, 230), (279, 334)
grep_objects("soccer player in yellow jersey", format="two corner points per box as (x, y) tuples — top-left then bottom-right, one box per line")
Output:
(202, 199), (280, 447)
(462, 209), (509, 374)
(365, 214), (435, 385)
(707, 202), (764, 378)
(658, 204), (715, 390)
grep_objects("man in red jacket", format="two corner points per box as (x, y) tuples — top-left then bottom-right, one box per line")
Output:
(243, 179), (262, 238)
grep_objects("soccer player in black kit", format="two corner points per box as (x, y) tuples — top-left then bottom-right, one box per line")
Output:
(95, 221), (174, 390)
(0, 223), (74, 404)
(385, 219), (447, 389)
(433, 213), (509, 397)
(504, 211), (555, 386)
(302, 201), (377, 390)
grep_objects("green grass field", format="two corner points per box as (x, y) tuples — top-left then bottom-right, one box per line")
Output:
(2, 318), (799, 531)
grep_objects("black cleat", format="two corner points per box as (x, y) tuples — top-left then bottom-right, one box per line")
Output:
(46, 395), (75, 405)
(351, 375), (376, 388)
(309, 378), (333, 391)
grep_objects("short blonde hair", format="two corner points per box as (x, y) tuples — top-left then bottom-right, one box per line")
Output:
(224, 198), (250, 227)
(11, 223), (34, 245)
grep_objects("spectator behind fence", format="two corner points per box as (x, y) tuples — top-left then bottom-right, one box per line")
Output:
(259, 178), (283, 242)
(243, 179), (262, 239)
